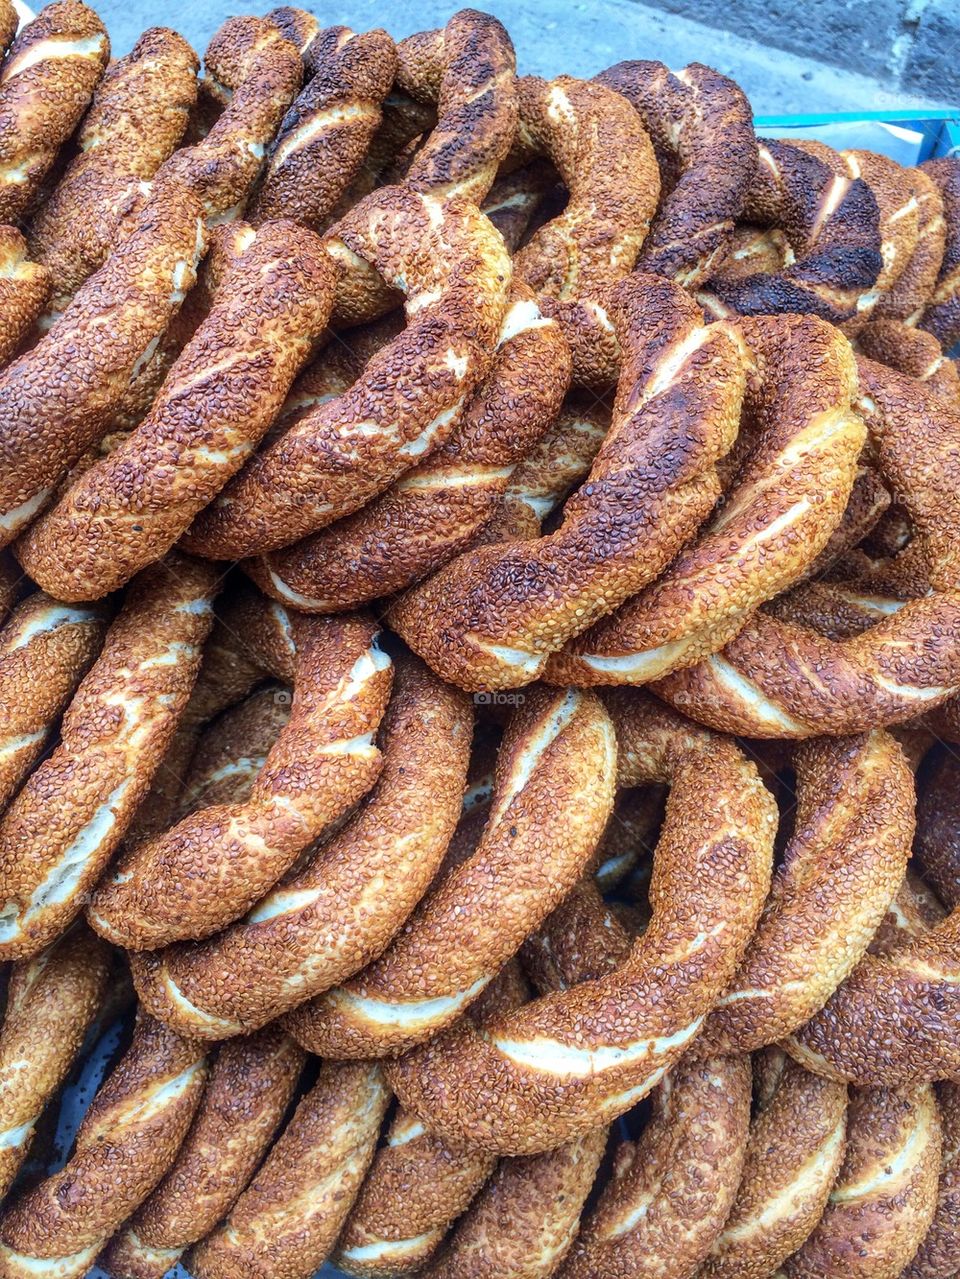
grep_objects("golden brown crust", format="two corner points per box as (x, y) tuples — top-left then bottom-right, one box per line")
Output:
(386, 693), (775, 1155)
(90, 594), (392, 958)
(546, 312), (865, 685)
(0, 0), (109, 223)
(596, 60), (757, 287)
(902, 1081), (960, 1279)
(0, 1015), (208, 1275)
(129, 654), (470, 1039)
(698, 1055), (848, 1279)
(0, 1), (15, 56)
(562, 1055), (752, 1279)
(919, 158), (960, 347)
(247, 285), (571, 611)
(874, 166), (946, 324)
(190, 1061), (389, 1279)
(700, 138), (883, 325)
(101, 1027), (304, 1279)
(0, 555), (217, 959)
(0, 180), (205, 546)
(0, 226), (50, 365)
(857, 319), (960, 403)
(0, 924), (110, 1200)
(0, 591), (106, 813)
(186, 186), (512, 560)
(157, 17), (302, 221)
(285, 684), (617, 1058)
(18, 219), (336, 599)
(915, 750), (960, 910)
(700, 730), (913, 1053)
(249, 25), (396, 230)
(780, 1084), (941, 1279)
(389, 273), (745, 691)
(28, 27), (198, 313)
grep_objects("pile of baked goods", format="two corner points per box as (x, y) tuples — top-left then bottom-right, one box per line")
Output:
(0, 1), (958, 1275)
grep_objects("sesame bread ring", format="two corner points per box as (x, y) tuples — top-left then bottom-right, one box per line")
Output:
(0, 1014), (208, 1279)
(698, 729), (913, 1054)
(0, 179), (205, 546)
(385, 692), (775, 1155)
(0, 555), (217, 960)
(0, 227), (49, 366)
(190, 1060), (390, 1279)
(334, 962), (531, 1278)
(101, 1027), (304, 1279)
(779, 1083), (941, 1279)
(699, 138), (882, 326)
(388, 272), (745, 692)
(247, 285), (571, 612)
(559, 1055), (752, 1279)
(0, 0), (109, 223)
(545, 312), (865, 686)
(28, 27), (199, 317)
(902, 1081), (960, 1279)
(157, 17), (301, 222)
(284, 684), (617, 1059)
(919, 158), (960, 347)
(185, 185), (512, 561)
(697, 1053), (848, 1279)
(652, 359), (960, 736)
(874, 165), (946, 325)
(248, 25), (397, 230)
(595, 60), (757, 287)
(509, 74), (660, 388)
(0, 923), (110, 1200)
(128, 654), (469, 1038)
(0, 591), (106, 814)
(18, 218), (336, 600)
(89, 598), (393, 954)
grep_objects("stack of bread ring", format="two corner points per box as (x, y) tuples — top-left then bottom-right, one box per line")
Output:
(0, 2), (959, 1276)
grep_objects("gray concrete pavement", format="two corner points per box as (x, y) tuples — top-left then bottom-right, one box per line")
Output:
(93, 0), (954, 116)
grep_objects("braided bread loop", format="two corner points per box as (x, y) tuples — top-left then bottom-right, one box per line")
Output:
(0, 555), (217, 960)
(247, 283), (571, 611)
(286, 684), (617, 1058)
(389, 272), (746, 692)
(185, 185), (512, 561)
(0, 924), (110, 1200)
(652, 359), (960, 735)
(0, 0), (109, 223)
(0, 591), (106, 812)
(0, 179), (206, 546)
(0, 1015), (208, 1279)
(546, 312), (865, 685)
(595, 60), (757, 287)
(0, 227), (49, 366)
(18, 218), (336, 600)
(385, 693), (775, 1154)
(128, 654), (469, 1038)
(699, 138), (883, 325)
(90, 592), (393, 956)
(28, 26), (199, 315)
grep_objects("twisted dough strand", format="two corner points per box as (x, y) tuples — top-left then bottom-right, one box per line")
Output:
(129, 653), (469, 1038)
(0, 590), (106, 813)
(90, 596), (393, 955)
(390, 272), (745, 691)
(0, 1015), (208, 1278)
(0, 179), (205, 545)
(0, 227), (49, 366)
(191, 1061), (389, 1279)
(101, 1027), (304, 1279)
(873, 165), (946, 325)
(18, 218), (336, 600)
(0, 924), (110, 1200)
(248, 284), (571, 611)
(386, 693), (775, 1154)
(286, 683), (617, 1058)
(0, 0), (109, 223)
(902, 1081), (960, 1279)
(919, 157), (960, 347)
(0, 555), (217, 959)
(697, 1053), (847, 1279)
(29, 26), (199, 315)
